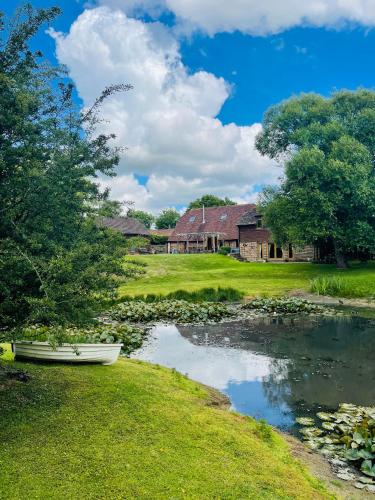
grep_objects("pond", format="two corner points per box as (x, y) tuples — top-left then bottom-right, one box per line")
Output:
(133, 315), (375, 435)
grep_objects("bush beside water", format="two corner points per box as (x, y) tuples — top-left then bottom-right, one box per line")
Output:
(109, 300), (233, 324)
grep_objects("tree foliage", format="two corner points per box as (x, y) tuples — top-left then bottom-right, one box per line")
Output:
(127, 209), (154, 229)
(0, 5), (132, 329)
(155, 208), (180, 229)
(188, 194), (236, 210)
(256, 90), (375, 267)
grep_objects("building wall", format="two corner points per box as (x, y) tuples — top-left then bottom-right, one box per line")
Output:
(238, 226), (315, 262)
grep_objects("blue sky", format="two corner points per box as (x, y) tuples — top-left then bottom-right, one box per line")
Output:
(4, 0), (375, 211)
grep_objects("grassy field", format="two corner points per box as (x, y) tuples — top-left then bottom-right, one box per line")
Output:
(120, 254), (375, 298)
(0, 350), (332, 499)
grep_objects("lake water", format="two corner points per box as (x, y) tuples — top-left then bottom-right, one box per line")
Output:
(133, 315), (375, 434)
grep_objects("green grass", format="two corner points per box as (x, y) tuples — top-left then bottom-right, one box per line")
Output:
(0, 351), (332, 499)
(119, 254), (375, 299)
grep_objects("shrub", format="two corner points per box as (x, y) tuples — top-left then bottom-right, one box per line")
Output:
(109, 300), (233, 324)
(150, 234), (168, 245)
(6, 324), (145, 356)
(242, 296), (324, 314)
(218, 246), (231, 255)
(124, 237), (149, 252)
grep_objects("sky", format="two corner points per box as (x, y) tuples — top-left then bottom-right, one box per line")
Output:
(4, 0), (375, 213)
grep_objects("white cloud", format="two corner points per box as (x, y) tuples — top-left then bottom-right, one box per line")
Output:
(51, 7), (278, 212)
(97, 0), (375, 36)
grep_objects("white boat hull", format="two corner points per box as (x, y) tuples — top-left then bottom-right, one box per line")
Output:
(12, 342), (123, 365)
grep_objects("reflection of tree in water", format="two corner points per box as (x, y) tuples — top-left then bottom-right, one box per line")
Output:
(179, 315), (375, 417)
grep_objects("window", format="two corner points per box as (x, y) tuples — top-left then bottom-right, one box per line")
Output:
(189, 216), (196, 222)
(220, 213), (227, 221)
(289, 244), (293, 258)
(276, 246), (283, 258)
(256, 218), (262, 228)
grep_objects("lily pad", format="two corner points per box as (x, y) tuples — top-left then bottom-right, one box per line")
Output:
(316, 412), (333, 421)
(361, 460), (375, 477)
(322, 422), (336, 431)
(296, 417), (315, 426)
(300, 427), (324, 438)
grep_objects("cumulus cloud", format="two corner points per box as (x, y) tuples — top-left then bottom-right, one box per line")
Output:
(97, 0), (375, 36)
(51, 7), (278, 212)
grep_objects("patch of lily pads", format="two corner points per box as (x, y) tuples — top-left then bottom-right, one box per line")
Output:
(297, 403), (375, 493)
(109, 300), (234, 324)
(242, 297), (335, 315)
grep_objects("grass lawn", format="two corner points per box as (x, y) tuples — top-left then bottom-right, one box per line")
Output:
(120, 254), (375, 298)
(0, 349), (332, 499)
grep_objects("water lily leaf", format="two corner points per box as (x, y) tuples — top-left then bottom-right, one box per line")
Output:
(353, 431), (366, 445)
(361, 460), (375, 477)
(345, 449), (361, 461)
(317, 412), (333, 421)
(340, 403), (359, 412)
(296, 417), (315, 426)
(300, 427), (324, 438)
(358, 449), (375, 460)
(335, 413), (352, 424)
(322, 422), (336, 431)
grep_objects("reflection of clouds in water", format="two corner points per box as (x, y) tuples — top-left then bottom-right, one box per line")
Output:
(134, 324), (286, 390)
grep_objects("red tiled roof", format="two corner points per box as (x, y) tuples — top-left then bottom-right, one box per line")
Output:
(168, 204), (256, 242)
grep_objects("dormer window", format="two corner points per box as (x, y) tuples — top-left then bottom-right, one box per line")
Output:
(220, 213), (227, 221)
(189, 216), (196, 222)
(256, 218), (263, 228)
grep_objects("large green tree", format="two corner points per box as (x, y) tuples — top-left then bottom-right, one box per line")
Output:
(256, 90), (375, 268)
(155, 208), (180, 229)
(0, 5), (131, 329)
(188, 194), (236, 210)
(127, 209), (154, 229)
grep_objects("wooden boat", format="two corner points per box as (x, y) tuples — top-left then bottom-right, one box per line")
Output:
(12, 341), (123, 365)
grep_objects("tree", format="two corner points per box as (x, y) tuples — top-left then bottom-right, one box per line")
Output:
(98, 199), (125, 217)
(0, 5), (132, 329)
(127, 209), (154, 229)
(155, 209), (180, 229)
(188, 195), (236, 210)
(255, 90), (375, 268)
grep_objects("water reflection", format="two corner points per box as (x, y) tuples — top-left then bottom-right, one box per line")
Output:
(133, 316), (375, 432)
